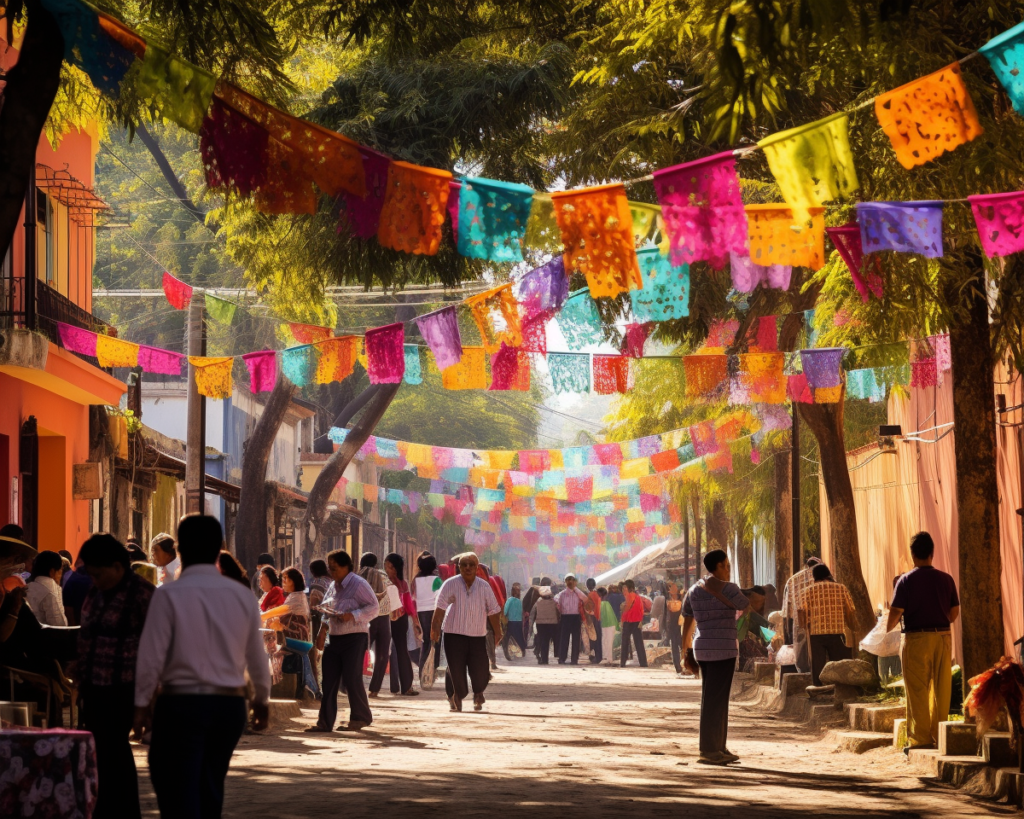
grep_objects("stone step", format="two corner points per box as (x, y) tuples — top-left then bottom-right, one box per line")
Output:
(893, 718), (907, 750)
(983, 732), (1017, 768)
(935, 755), (989, 788)
(844, 701), (905, 733)
(752, 662), (775, 685)
(809, 702), (845, 730)
(938, 720), (977, 757)
(780, 672), (813, 697)
(832, 730), (893, 754)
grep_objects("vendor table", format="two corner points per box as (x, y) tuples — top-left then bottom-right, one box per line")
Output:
(0, 728), (97, 818)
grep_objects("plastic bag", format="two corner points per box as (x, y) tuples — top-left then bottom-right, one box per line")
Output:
(860, 613), (902, 657)
(420, 645), (436, 690)
(775, 644), (797, 666)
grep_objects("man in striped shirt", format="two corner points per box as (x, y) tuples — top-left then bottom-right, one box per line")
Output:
(682, 548), (751, 766)
(431, 553), (502, 712)
(555, 574), (590, 665)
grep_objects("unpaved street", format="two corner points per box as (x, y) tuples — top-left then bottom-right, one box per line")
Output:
(134, 660), (1013, 818)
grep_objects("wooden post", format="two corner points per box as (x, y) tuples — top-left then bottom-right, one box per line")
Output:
(791, 399), (801, 575)
(185, 293), (206, 514)
(682, 500), (690, 589)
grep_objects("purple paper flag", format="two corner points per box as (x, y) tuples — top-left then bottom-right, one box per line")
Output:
(800, 348), (845, 389)
(365, 322), (405, 384)
(414, 305), (462, 370)
(729, 252), (792, 293)
(517, 257), (568, 322)
(57, 322), (97, 357)
(139, 345), (185, 375)
(341, 148), (390, 239)
(242, 350), (278, 392)
(968, 191), (1024, 258)
(654, 152), (748, 269)
(857, 201), (944, 258)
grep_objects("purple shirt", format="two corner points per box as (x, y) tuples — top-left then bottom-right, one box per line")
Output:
(891, 566), (959, 632)
(682, 577), (748, 662)
(555, 587), (587, 616)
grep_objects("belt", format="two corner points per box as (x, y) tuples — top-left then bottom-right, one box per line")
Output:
(904, 628), (951, 634)
(160, 684), (248, 697)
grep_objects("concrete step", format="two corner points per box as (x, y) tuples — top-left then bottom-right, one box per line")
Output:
(844, 701), (905, 733)
(752, 662), (775, 685)
(938, 720), (977, 757)
(780, 672), (813, 697)
(809, 702), (846, 730)
(893, 718), (907, 750)
(831, 730), (893, 754)
(935, 755), (989, 788)
(983, 732), (1017, 768)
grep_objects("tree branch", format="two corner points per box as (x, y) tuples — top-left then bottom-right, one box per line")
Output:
(134, 122), (214, 234)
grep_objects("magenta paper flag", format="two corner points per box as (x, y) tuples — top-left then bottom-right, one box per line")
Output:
(139, 345), (184, 375)
(162, 271), (192, 310)
(826, 224), (884, 301)
(414, 305), (462, 370)
(653, 152), (748, 269)
(57, 322), (97, 356)
(622, 323), (651, 358)
(729, 252), (792, 293)
(242, 350), (278, 392)
(800, 348), (845, 389)
(365, 322), (405, 384)
(341, 147), (390, 239)
(968, 191), (1024, 258)
(517, 257), (568, 322)
(448, 181), (461, 235)
(858, 201), (944, 258)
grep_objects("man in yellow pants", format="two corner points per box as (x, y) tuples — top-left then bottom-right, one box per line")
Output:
(886, 532), (960, 752)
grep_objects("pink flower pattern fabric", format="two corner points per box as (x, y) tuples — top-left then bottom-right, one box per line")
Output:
(653, 152), (748, 269)
(57, 322), (97, 357)
(414, 306), (462, 370)
(242, 350), (278, 392)
(799, 348), (845, 389)
(968, 191), (1024, 258)
(139, 345), (184, 375)
(365, 323), (405, 384)
(858, 201), (944, 258)
(729, 252), (792, 293)
(826, 224), (884, 301)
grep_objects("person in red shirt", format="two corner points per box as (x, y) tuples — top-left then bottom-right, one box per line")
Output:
(585, 578), (603, 664)
(258, 567), (285, 612)
(620, 579), (648, 667)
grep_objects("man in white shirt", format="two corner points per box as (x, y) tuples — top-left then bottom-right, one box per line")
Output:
(149, 532), (179, 586)
(554, 574), (590, 665)
(307, 549), (380, 732)
(25, 550), (67, 626)
(431, 553), (502, 712)
(134, 515), (270, 818)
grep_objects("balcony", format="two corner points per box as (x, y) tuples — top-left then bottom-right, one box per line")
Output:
(0, 273), (115, 346)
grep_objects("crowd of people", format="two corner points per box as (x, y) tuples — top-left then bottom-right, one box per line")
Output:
(0, 520), (962, 812)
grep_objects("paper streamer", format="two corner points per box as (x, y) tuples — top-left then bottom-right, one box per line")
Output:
(441, 346), (488, 390)
(465, 283), (522, 353)
(243, 351), (278, 392)
(456, 177), (533, 262)
(746, 205), (825, 270)
(205, 294), (237, 325)
(981, 21), (1024, 117)
(800, 348), (845, 389)
(489, 344), (530, 391)
(138, 345), (184, 376)
(556, 290), (604, 350)
(517, 257), (569, 322)
(96, 334), (139, 368)
(282, 345), (317, 387)
(341, 147), (391, 239)
(162, 271), (192, 310)
(549, 353), (591, 394)
(314, 336), (358, 384)
(188, 356), (233, 399)
(377, 161), (453, 256)
(593, 355), (633, 395)
(57, 322), (98, 357)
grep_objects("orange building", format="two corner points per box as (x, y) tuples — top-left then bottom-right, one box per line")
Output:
(1, 44), (125, 553)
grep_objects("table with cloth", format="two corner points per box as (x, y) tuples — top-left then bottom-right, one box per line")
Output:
(0, 728), (98, 818)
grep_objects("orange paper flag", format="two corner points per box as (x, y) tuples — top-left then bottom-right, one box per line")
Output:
(465, 283), (522, 353)
(314, 336), (359, 384)
(441, 346), (488, 390)
(746, 205), (825, 270)
(378, 161), (453, 256)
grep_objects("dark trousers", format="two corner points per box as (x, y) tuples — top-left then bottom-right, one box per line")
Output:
(697, 658), (736, 755)
(536, 623), (557, 663)
(317, 633), (372, 728)
(418, 610), (440, 675)
(504, 620), (526, 652)
(388, 614), (415, 694)
(810, 633), (850, 686)
(668, 624), (683, 673)
(83, 684), (140, 819)
(367, 614), (392, 694)
(592, 618), (603, 663)
(443, 633), (490, 702)
(558, 613), (582, 664)
(149, 694), (246, 819)
(620, 620), (647, 667)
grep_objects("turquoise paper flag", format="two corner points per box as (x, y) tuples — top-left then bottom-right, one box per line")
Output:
(981, 21), (1024, 116)
(456, 178), (534, 262)
(548, 353), (591, 394)
(630, 247), (690, 321)
(403, 345), (423, 385)
(556, 289), (603, 349)
(281, 345), (316, 387)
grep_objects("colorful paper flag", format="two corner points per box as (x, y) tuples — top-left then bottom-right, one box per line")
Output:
(96, 334), (139, 368)
(57, 322), (97, 357)
(414, 306), (463, 371)
(162, 271), (192, 310)
(630, 248), (690, 322)
(968, 191), (1024, 258)
(138, 345), (184, 376)
(377, 161), (453, 256)
(456, 177), (533, 262)
(242, 351), (278, 392)
(857, 201), (943, 258)
(189, 356), (233, 399)
(746, 205), (825, 270)
(365, 323), (405, 384)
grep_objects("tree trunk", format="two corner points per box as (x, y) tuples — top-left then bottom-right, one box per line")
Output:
(737, 525), (754, 587)
(945, 263), (1004, 683)
(706, 498), (729, 550)
(300, 382), (400, 564)
(774, 449), (793, 591)
(690, 492), (702, 570)
(0, 1), (64, 257)
(681, 500), (690, 589)
(798, 394), (875, 638)
(235, 373), (298, 572)
(135, 123), (213, 233)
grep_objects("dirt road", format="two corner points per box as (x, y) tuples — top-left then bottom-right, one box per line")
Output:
(134, 660), (1013, 818)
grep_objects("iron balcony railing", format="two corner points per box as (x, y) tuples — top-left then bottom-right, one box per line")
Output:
(0, 273), (115, 349)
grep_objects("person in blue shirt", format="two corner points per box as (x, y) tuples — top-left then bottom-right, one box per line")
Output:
(502, 583), (526, 654)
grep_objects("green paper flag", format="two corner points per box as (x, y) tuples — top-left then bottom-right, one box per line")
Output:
(135, 42), (217, 134)
(205, 294), (237, 326)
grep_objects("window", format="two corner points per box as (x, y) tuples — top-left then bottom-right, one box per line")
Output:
(36, 190), (54, 285)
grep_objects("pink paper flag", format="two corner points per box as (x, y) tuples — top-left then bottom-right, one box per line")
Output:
(653, 152), (748, 269)
(622, 323), (651, 358)
(729, 252), (792, 293)
(57, 322), (97, 356)
(162, 271), (192, 310)
(242, 350), (278, 392)
(365, 323), (405, 384)
(138, 345), (184, 375)
(968, 191), (1024, 258)
(448, 181), (462, 236)
(341, 147), (390, 239)
(826, 224), (884, 302)
(414, 306), (462, 370)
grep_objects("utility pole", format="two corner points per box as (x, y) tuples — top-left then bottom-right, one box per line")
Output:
(681, 500), (690, 589)
(185, 292), (206, 514)
(791, 402), (801, 576)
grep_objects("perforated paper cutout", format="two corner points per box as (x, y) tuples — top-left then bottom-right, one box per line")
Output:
(377, 161), (453, 255)
(96, 334), (139, 368)
(242, 351), (278, 392)
(549, 353), (591, 394)
(465, 283), (522, 353)
(314, 337), (358, 384)
(414, 306), (462, 371)
(556, 289), (604, 350)
(489, 344), (530, 391)
(456, 177), (533, 262)
(365, 323), (405, 384)
(684, 355), (728, 398)
(630, 248), (690, 322)
(593, 355), (633, 395)
(858, 201), (944, 258)
(826, 224), (884, 301)
(746, 205), (825, 270)
(442, 347), (488, 390)
(968, 192), (1024, 258)
(982, 21), (1024, 117)
(189, 356), (233, 399)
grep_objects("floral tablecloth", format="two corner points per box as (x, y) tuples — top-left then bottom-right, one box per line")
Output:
(0, 729), (97, 818)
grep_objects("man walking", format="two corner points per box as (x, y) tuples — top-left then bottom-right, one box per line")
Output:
(886, 531), (960, 752)
(309, 550), (380, 732)
(358, 553), (392, 698)
(431, 553), (502, 711)
(681, 549), (751, 766)
(78, 535), (155, 819)
(781, 556), (821, 672)
(586, 578), (603, 663)
(620, 579), (648, 667)
(798, 564), (857, 685)
(555, 574), (589, 665)
(134, 515), (271, 818)
(529, 587), (560, 664)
